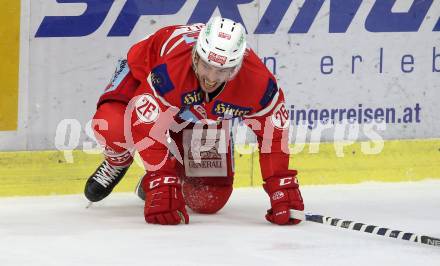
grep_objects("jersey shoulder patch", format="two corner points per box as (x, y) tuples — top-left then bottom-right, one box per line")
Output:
(259, 77), (278, 108)
(150, 64), (175, 96)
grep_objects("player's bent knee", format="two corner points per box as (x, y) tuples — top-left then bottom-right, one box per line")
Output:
(92, 102), (127, 150)
(182, 180), (233, 214)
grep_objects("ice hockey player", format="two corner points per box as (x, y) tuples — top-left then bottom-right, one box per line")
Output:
(84, 16), (304, 225)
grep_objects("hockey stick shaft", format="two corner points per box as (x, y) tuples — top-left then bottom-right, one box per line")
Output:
(290, 210), (440, 247)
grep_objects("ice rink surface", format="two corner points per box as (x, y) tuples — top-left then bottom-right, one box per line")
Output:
(1, 181), (439, 266)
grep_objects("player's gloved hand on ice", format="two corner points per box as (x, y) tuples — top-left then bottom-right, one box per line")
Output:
(263, 170), (304, 225)
(142, 172), (189, 225)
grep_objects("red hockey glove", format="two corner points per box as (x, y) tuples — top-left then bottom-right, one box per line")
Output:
(263, 170), (304, 225)
(142, 173), (189, 225)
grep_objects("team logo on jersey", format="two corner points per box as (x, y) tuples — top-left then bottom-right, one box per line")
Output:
(150, 64), (175, 96)
(212, 100), (252, 118)
(218, 32), (231, 40)
(271, 103), (290, 129)
(208, 52), (227, 65)
(135, 94), (160, 123)
(181, 90), (203, 105)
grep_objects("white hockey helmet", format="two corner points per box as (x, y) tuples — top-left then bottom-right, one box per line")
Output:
(195, 16), (247, 69)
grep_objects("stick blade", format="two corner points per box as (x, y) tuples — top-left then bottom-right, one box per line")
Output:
(420, 235), (440, 247)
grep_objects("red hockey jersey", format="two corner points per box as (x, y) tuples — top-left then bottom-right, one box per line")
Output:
(106, 24), (292, 180)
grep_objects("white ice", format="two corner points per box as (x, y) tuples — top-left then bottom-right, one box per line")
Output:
(1, 181), (439, 266)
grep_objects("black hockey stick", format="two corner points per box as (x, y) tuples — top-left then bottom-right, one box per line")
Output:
(290, 210), (440, 247)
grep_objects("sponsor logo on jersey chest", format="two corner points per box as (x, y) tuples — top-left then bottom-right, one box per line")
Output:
(135, 94), (160, 123)
(188, 138), (223, 170)
(182, 90), (203, 105)
(271, 103), (290, 129)
(212, 100), (251, 118)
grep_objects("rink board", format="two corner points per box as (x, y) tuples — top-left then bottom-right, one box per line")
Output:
(0, 1), (20, 131)
(2, 0), (440, 150)
(0, 138), (439, 197)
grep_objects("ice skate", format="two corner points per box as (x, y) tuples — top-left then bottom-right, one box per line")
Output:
(84, 160), (131, 202)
